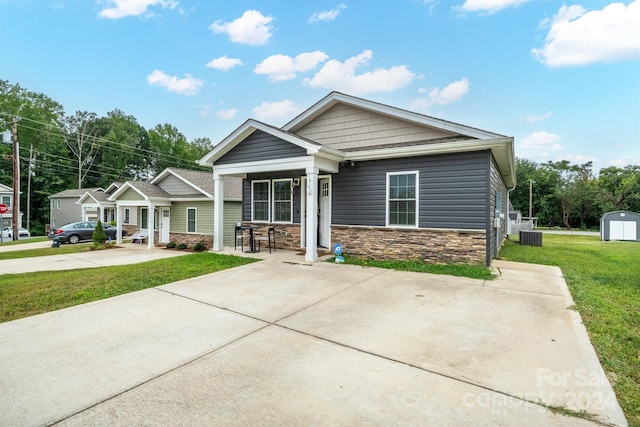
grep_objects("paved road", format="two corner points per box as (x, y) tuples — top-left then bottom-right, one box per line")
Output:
(0, 259), (626, 426)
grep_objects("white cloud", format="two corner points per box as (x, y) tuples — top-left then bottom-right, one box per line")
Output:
(254, 51), (329, 81)
(210, 10), (274, 46)
(252, 100), (304, 123)
(526, 110), (552, 123)
(454, 0), (530, 14)
(304, 50), (414, 95)
(146, 69), (203, 95)
(309, 4), (346, 22)
(519, 131), (561, 149)
(532, 1), (640, 67)
(409, 78), (470, 110)
(206, 56), (243, 71)
(216, 109), (238, 120)
(99, 0), (178, 19)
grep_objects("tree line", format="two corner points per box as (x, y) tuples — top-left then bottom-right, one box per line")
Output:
(510, 158), (640, 229)
(0, 80), (212, 235)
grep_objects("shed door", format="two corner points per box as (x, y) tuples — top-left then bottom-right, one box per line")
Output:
(610, 221), (637, 240)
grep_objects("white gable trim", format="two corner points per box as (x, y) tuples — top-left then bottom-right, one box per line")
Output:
(283, 92), (504, 140)
(108, 182), (149, 201)
(199, 119), (342, 166)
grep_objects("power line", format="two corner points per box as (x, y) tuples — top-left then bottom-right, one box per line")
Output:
(2, 112), (210, 167)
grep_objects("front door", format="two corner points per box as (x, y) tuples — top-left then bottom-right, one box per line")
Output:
(160, 208), (170, 243)
(318, 178), (331, 248)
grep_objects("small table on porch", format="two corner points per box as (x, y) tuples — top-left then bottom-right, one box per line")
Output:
(241, 225), (256, 253)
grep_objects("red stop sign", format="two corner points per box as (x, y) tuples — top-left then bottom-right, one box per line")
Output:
(0, 204), (8, 214)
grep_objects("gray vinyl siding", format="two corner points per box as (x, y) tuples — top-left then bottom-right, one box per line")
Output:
(333, 151), (489, 230)
(242, 173), (303, 223)
(157, 175), (199, 196)
(488, 154), (508, 263)
(216, 130), (307, 165)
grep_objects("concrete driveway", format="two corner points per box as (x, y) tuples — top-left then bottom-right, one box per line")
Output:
(0, 259), (626, 426)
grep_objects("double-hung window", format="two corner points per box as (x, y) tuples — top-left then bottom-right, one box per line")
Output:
(2, 196), (11, 208)
(272, 179), (292, 222)
(387, 171), (418, 227)
(252, 180), (270, 222)
(187, 208), (196, 233)
(251, 179), (293, 223)
(124, 208), (130, 224)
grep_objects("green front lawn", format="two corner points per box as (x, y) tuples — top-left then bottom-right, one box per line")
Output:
(0, 253), (259, 323)
(499, 235), (639, 425)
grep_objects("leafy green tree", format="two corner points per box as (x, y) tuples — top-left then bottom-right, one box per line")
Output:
(88, 109), (151, 187)
(599, 165), (640, 213)
(0, 80), (71, 235)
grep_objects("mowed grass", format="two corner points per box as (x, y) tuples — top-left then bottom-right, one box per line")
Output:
(499, 235), (639, 425)
(335, 256), (495, 280)
(0, 243), (93, 259)
(0, 253), (259, 323)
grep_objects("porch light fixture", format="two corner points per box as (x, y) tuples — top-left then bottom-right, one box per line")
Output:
(341, 160), (356, 168)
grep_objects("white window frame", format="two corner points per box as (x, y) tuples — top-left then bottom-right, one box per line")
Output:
(251, 180), (271, 222)
(186, 207), (197, 233)
(124, 208), (130, 224)
(57, 199), (61, 209)
(386, 171), (419, 228)
(272, 178), (293, 224)
(50, 199), (54, 210)
(141, 208), (148, 229)
(2, 195), (11, 208)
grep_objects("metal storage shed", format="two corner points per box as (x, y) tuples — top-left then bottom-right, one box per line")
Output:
(600, 210), (640, 241)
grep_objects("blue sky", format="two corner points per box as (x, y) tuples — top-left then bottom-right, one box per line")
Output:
(2, 0), (639, 173)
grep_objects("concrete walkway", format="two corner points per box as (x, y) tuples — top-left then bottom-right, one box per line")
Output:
(0, 259), (626, 426)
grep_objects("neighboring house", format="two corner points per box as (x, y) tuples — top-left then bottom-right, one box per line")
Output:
(0, 183), (22, 231)
(76, 182), (138, 233)
(507, 200), (523, 235)
(199, 92), (515, 265)
(109, 168), (242, 249)
(49, 187), (103, 229)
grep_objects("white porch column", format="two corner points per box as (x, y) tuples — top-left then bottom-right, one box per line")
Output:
(213, 173), (224, 251)
(147, 202), (155, 249)
(305, 167), (319, 262)
(116, 204), (123, 245)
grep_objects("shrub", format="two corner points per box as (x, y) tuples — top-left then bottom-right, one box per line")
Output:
(166, 241), (177, 249)
(176, 243), (188, 250)
(192, 241), (206, 252)
(92, 220), (107, 245)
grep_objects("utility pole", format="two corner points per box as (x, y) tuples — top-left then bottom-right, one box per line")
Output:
(528, 179), (535, 220)
(11, 117), (20, 241)
(27, 145), (35, 230)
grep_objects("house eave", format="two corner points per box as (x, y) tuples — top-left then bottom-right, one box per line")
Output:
(346, 137), (516, 187)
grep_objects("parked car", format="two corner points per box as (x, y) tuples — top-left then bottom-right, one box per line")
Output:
(1, 227), (31, 240)
(48, 221), (126, 244)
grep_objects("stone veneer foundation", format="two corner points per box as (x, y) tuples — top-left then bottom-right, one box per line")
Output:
(331, 225), (487, 265)
(241, 223), (486, 265)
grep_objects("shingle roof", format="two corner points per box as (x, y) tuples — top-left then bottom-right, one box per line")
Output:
(50, 187), (103, 198)
(127, 182), (171, 198)
(165, 168), (242, 200)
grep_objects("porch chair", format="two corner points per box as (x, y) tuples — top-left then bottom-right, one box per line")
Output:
(254, 226), (276, 253)
(234, 224), (244, 251)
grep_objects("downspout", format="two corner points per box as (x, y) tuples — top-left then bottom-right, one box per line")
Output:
(506, 184), (516, 238)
